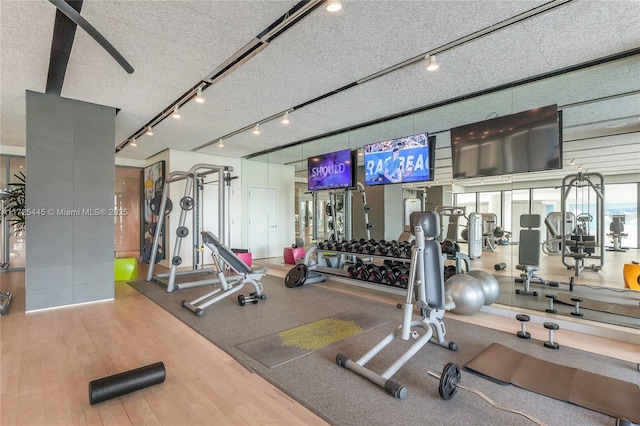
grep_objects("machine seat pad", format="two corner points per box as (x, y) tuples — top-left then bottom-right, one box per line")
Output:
(516, 264), (539, 273)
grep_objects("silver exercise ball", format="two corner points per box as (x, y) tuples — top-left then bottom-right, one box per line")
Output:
(466, 270), (500, 306)
(445, 274), (485, 315)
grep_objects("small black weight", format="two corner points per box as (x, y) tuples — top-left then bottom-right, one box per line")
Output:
(285, 264), (308, 288)
(438, 362), (461, 401)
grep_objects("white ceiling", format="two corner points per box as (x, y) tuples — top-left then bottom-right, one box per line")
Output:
(1, 0), (639, 187)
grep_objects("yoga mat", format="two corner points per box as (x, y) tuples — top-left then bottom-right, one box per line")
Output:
(555, 292), (640, 319)
(236, 311), (389, 368)
(465, 343), (640, 423)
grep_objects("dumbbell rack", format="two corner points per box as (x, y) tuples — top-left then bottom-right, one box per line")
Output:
(312, 239), (412, 296)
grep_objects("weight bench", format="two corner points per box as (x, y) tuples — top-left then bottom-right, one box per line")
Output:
(182, 231), (267, 316)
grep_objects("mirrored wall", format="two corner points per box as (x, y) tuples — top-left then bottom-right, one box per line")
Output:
(248, 55), (640, 330)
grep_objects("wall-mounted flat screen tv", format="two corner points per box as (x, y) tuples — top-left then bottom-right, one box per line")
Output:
(307, 148), (356, 191)
(363, 132), (435, 186)
(450, 104), (562, 179)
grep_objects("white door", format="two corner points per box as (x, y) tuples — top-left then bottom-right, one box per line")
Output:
(248, 187), (278, 259)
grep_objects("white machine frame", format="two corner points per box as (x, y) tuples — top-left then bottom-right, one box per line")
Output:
(336, 211), (456, 399)
(182, 231), (267, 316)
(145, 163), (233, 292)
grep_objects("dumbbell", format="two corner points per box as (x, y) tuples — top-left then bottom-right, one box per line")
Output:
(378, 265), (392, 284)
(364, 243), (377, 255)
(383, 268), (398, 286)
(494, 262), (507, 271)
(363, 264), (378, 280)
(368, 265), (384, 283)
(347, 262), (366, 279)
(543, 322), (560, 349)
(377, 243), (391, 256)
(571, 297), (583, 317)
(444, 265), (457, 281)
(393, 267), (409, 288)
(545, 294), (557, 314)
(347, 265), (358, 279)
(516, 314), (531, 339)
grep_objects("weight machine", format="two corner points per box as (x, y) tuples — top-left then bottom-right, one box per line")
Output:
(435, 206), (482, 260)
(606, 215), (628, 252)
(542, 211), (575, 255)
(480, 213), (509, 251)
(561, 172), (605, 276)
(146, 163), (236, 292)
(336, 211), (456, 399)
(321, 182), (373, 243)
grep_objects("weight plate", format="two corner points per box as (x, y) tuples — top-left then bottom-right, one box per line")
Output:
(150, 196), (173, 216)
(176, 226), (189, 238)
(284, 264), (308, 288)
(439, 363), (461, 401)
(180, 196), (194, 211)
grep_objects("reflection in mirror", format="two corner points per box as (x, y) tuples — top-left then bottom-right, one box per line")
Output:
(249, 56), (639, 331)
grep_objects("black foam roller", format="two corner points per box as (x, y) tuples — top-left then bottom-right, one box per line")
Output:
(89, 362), (165, 405)
(494, 262), (507, 271)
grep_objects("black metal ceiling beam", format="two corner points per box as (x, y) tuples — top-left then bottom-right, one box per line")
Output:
(46, 0), (83, 95)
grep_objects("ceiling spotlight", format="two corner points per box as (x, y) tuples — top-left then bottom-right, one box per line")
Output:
(281, 112), (290, 125)
(425, 55), (439, 71)
(195, 87), (205, 103)
(252, 124), (260, 135)
(171, 106), (181, 119)
(130, 137), (137, 147)
(145, 126), (154, 136)
(217, 138), (224, 148)
(569, 159), (575, 166)
(326, 1), (342, 12)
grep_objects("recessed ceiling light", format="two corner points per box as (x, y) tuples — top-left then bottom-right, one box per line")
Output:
(605, 122), (626, 129)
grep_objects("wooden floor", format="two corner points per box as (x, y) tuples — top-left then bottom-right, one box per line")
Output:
(0, 270), (328, 426)
(1, 258), (638, 426)
(456, 243), (638, 290)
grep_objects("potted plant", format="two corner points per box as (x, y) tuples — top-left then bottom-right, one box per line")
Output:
(2, 172), (25, 235)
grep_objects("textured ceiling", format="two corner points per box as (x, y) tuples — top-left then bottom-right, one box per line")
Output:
(1, 0), (638, 187)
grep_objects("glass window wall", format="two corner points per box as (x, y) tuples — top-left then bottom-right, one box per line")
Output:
(605, 183), (637, 248)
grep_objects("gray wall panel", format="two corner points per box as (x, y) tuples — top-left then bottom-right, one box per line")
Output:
(25, 91), (115, 311)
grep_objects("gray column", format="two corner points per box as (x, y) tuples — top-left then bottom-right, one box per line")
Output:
(25, 91), (115, 311)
